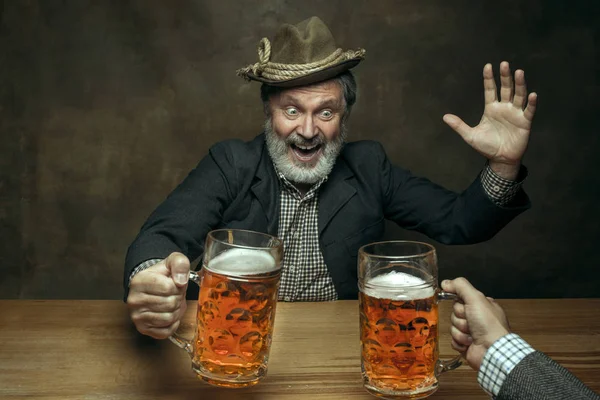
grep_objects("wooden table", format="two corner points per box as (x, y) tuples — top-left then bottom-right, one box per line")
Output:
(1, 299), (599, 399)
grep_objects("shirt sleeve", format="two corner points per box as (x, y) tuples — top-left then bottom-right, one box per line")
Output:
(478, 333), (536, 397)
(128, 258), (164, 287)
(480, 163), (528, 206)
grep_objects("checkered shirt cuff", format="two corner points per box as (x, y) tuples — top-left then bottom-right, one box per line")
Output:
(478, 333), (535, 397)
(480, 163), (525, 206)
(128, 258), (163, 286)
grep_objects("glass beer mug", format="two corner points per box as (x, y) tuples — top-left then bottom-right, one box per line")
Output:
(169, 229), (283, 388)
(358, 241), (461, 399)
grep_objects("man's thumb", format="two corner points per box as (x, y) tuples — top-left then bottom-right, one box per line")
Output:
(443, 114), (473, 142)
(166, 252), (190, 287)
(442, 277), (479, 304)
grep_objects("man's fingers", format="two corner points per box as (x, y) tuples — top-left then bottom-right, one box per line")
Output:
(499, 61), (513, 103)
(524, 92), (538, 122)
(132, 308), (184, 329)
(443, 114), (473, 143)
(453, 301), (466, 319)
(442, 277), (484, 304)
(132, 273), (181, 296)
(451, 338), (468, 353)
(483, 63), (498, 105)
(166, 252), (191, 287)
(451, 325), (473, 347)
(451, 313), (470, 334)
(132, 301), (188, 339)
(127, 293), (183, 313)
(139, 321), (181, 340)
(512, 69), (527, 109)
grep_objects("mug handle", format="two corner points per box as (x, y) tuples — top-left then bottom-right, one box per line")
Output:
(435, 290), (463, 375)
(168, 270), (201, 357)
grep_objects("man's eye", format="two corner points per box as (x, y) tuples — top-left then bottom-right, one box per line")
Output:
(320, 110), (333, 118)
(285, 107), (299, 116)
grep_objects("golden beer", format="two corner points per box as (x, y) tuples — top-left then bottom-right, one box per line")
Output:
(192, 248), (281, 388)
(169, 230), (283, 388)
(360, 286), (439, 392)
(358, 241), (461, 399)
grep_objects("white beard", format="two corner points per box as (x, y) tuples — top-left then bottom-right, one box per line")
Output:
(264, 118), (347, 184)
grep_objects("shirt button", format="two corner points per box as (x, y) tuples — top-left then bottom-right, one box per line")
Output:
(289, 265), (296, 272)
(493, 185), (500, 192)
(284, 296), (291, 302)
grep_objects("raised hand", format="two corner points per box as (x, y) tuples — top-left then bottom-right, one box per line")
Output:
(443, 62), (538, 180)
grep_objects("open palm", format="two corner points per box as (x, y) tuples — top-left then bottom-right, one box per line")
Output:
(443, 62), (538, 166)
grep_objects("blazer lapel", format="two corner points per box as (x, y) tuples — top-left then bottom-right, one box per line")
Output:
(251, 144), (280, 236)
(318, 158), (357, 235)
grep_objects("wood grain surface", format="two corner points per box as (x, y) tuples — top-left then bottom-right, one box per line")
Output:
(1, 299), (599, 399)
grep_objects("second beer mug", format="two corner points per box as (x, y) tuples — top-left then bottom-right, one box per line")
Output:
(358, 241), (461, 399)
(169, 229), (283, 388)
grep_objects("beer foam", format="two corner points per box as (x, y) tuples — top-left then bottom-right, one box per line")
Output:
(206, 248), (278, 276)
(364, 271), (434, 300)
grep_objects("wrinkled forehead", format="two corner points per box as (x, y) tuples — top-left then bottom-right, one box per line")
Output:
(271, 79), (344, 108)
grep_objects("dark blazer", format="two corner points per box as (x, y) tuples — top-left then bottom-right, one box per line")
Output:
(498, 351), (600, 399)
(124, 134), (530, 300)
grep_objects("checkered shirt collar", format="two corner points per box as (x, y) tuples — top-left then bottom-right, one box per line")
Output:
(273, 165), (328, 199)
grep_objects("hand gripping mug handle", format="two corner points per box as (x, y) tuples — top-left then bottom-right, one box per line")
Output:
(168, 270), (201, 357)
(435, 290), (463, 375)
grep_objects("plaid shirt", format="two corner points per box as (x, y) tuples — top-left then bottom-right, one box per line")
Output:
(130, 163), (524, 300)
(275, 170), (337, 301)
(478, 333), (535, 397)
(480, 162), (524, 204)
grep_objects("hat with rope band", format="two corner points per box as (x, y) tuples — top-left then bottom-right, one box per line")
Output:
(237, 17), (365, 88)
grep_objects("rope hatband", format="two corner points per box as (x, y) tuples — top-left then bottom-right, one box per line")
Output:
(237, 37), (366, 81)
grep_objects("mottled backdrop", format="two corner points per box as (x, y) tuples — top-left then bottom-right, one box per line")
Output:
(1, 0), (598, 299)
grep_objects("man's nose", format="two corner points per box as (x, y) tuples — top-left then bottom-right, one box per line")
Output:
(297, 115), (318, 140)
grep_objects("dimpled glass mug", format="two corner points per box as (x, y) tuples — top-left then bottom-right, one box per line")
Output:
(169, 229), (283, 388)
(358, 241), (462, 399)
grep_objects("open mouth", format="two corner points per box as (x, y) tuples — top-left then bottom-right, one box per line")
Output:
(290, 143), (322, 162)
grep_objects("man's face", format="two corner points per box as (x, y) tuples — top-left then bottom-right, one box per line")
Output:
(265, 80), (347, 184)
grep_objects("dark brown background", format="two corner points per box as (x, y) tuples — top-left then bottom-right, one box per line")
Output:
(1, 0), (598, 299)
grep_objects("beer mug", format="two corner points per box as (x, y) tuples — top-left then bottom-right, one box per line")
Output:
(169, 229), (283, 388)
(358, 241), (461, 399)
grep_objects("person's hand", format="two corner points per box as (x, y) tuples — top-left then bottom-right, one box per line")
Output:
(443, 62), (538, 180)
(127, 252), (190, 339)
(441, 277), (510, 371)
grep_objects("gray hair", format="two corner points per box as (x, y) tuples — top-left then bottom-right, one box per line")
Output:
(260, 71), (357, 122)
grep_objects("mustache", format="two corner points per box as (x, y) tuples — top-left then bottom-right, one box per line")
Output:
(285, 132), (325, 147)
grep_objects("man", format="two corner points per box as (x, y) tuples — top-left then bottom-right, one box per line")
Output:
(442, 278), (600, 399)
(125, 17), (537, 339)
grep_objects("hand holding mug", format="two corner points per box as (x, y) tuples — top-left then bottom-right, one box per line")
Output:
(127, 252), (190, 339)
(441, 277), (510, 371)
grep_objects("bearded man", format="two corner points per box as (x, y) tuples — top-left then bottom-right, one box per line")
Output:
(125, 17), (537, 339)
